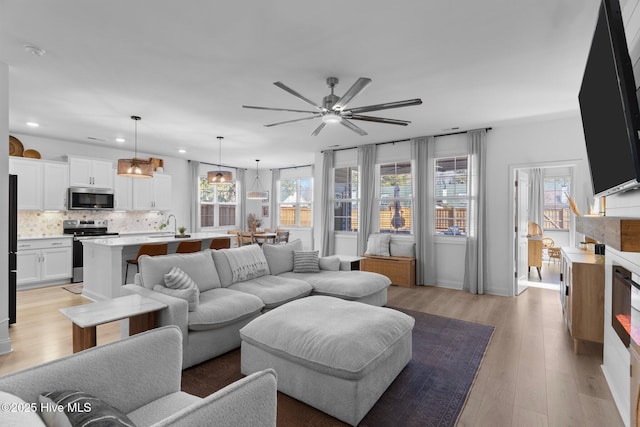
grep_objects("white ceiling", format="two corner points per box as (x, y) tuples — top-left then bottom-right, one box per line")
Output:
(1, 0), (600, 169)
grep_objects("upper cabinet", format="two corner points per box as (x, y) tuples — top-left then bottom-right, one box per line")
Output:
(132, 173), (172, 211)
(9, 158), (68, 211)
(113, 169), (133, 211)
(68, 156), (113, 188)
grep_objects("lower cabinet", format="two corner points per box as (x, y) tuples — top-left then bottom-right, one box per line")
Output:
(559, 247), (604, 353)
(17, 238), (72, 289)
(361, 255), (416, 287)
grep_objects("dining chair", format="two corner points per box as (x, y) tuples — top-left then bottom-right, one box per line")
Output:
(124, 243), (168, 284)
(209, 237), (231, 250)
(176, 240), (202, 254)
(238, 231), (255, 246)
(276, 229), (289, 244)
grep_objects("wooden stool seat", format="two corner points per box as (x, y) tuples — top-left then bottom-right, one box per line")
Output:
(124, 243), (168, 284)
(209, 237), (231, 250)
(176, 240), (202, 253)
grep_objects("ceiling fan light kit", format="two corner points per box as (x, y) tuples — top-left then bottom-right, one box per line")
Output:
(117, 116), (153, 178)
(208, 136), (233, 184)
(247, 159), (269, 200)
(243, 76), (422, 136)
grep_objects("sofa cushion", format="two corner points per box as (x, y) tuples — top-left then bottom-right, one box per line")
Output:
(293, 250), (320, 273)
(154, 284), (199, 312)
(319, 256), (340, 271)
(188, 288), (264, 331)
(0, 391), (46, 427)
(364, 233), (391, 256)
(39, 390), (135, 427)
(228, 275), (312, 309)
(211, 245), (270, 287)
(139, 250), (221, 292)
(390, 241), (416, 257)
(239, 296), (415, 380)
(262, 239), (303, 275)
(279, 270), (391, 300)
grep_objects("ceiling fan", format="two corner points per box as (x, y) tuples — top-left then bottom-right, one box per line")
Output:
(242, 77), (422, 136)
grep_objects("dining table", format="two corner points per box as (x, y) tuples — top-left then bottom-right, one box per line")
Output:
(252, 232), (277, 245)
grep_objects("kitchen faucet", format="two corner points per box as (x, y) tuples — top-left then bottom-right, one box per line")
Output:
(166, 214), (177, 236)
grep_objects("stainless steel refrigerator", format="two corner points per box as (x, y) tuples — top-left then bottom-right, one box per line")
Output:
(8, 174), (17, 324)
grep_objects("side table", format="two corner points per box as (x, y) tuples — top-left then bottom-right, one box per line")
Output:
(60, 294), (167, 353)
(336, 255), (364, 271)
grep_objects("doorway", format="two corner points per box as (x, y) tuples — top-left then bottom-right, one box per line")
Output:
(511, 163), (576, 296)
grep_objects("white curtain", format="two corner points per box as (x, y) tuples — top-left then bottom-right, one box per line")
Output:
(463, 129), (488, 294)
(270, 168), (280, 229)
(237, 168), (247, 231)
(321, 151), (334, 256)
(528, 168), (544, 230)
(357, 145), (376, 255)
(411, 136), (436, 286)
(188, 160), (201, 233)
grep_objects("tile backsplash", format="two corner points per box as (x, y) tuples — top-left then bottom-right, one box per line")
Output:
(17, 211), (170, 237)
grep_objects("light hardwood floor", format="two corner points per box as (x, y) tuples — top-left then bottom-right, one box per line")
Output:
(0, 283), (624, 426)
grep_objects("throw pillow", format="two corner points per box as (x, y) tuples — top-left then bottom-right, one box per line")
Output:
(262, 239), (303, 275)
(39, 390), (135, 427)
(0, 391), (46, 427)
(164, 266), (197, 290)
(153, 285), (199, 311)
(364, 233), (391, 256)
(318, 256), (340, 271)
(390, 241), (416, 257)
(293, 250), (320, 273)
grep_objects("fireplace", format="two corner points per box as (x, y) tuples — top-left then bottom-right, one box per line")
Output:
(612, 264), (640, 349)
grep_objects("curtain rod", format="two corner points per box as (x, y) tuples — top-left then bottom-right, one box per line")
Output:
(320, 127), (492, 153)
(270, 164), (313, 171)
(188, 159), (247, 170)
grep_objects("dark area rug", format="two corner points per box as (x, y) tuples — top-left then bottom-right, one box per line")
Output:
(181, 308), (494, 427)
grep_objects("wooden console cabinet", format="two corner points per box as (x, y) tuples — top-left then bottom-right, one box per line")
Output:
(559, 247), (604, 353)
(360, 255), (416, 287)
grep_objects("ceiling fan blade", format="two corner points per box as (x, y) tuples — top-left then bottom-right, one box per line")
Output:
(243, 105), (320, 114)
(346, 98), (423, 115)
(340, 119), (368, 136)
(348, 114), (411, 126)
(311, 122), (326, 136)
(265, 115), (320, 127)
(273, 81), (323, 110)
(332, 77), (372, 111)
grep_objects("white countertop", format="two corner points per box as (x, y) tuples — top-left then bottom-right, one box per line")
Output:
(18, 235), (73, 241)
(81, 232), (232, 247)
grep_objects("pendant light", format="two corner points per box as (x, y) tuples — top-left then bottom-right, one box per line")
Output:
(247, 159), (269, 200)
(117, 116), (153, 178)
(208, 136), (233, 184)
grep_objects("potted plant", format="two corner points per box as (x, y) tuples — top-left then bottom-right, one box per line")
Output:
(178, 226), (186, 236)
(247, 213), (263, 233)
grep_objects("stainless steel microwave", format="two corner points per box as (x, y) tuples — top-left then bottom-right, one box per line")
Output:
(68, 187), (115, 210)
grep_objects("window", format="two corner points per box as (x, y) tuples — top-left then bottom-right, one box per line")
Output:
(334, 166), (359, 232)
(378, 162), (412, 234)
(199, 176), (237, 228)
(435, 156), (468, 236)
(543, 176), (571, 230)
(279, 177), (313, 227)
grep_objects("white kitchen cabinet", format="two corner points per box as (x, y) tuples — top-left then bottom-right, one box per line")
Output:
(114, 170), (133, 211)
(16, 238), (72, 289)
(9, 158), (68, 210)
(132, 173), (172, 210)
(68, 156), (113, 188)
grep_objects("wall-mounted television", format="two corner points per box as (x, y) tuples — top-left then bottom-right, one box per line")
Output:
(579, 0), (640, 197)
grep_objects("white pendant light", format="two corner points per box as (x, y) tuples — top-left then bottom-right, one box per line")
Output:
(247, 159), (269, 200)
(208, 136), (233, 184)
(117, 116), (153, 178)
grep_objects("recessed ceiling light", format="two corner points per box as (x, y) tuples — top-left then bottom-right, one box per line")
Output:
(178, 149), (186, 154)
(115, 138), (125, 143)
(26, 122), (39, 127)
(24, 45), (46, 57)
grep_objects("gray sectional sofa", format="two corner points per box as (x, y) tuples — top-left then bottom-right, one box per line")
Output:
(122, 240), (391, 368)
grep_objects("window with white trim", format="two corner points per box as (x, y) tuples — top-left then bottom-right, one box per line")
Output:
(435, 156), (468, 236)
(199, 176), (237, 228)
(377, 161), (412, 234)
(543, 176), (571, 230)
(279, 177), (313, 227)
(334, 166), (359, 232)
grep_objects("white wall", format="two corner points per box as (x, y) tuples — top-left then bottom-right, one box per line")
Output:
(1, 63), (11, 355)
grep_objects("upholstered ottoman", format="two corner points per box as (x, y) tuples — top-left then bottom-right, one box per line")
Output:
(239, 295), (414, 426)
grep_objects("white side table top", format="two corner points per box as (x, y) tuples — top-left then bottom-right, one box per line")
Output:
(59, 294), (167, 328)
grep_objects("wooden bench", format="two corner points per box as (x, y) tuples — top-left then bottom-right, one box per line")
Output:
(360, 255), (416, 288)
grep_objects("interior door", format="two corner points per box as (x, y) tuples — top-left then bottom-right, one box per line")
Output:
(515, 169), (529, 295)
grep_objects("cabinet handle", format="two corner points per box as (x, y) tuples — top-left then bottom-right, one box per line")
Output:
(51, 242), (63, 246)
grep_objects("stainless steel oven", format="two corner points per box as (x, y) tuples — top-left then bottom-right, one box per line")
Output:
(63, 220), (118, 282)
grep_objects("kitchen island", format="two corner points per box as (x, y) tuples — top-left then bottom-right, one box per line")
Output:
(81, 232), (231, 300)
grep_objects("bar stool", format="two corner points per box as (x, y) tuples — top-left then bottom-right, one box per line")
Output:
(209, 237), (231, 250)
(124, 243), (168, 284)
(176, 240), (202, 253)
